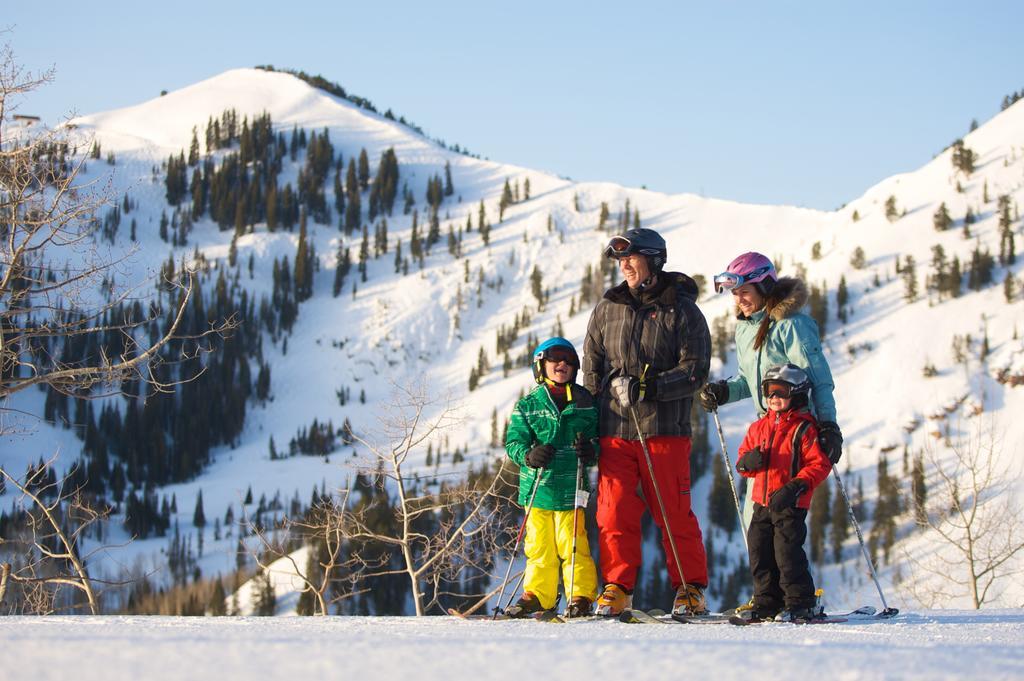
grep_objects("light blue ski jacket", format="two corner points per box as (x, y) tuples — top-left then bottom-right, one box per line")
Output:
(724, 278), (837, 423)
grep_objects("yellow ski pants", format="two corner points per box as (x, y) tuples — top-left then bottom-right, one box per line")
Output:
(524, 508), (598, 610)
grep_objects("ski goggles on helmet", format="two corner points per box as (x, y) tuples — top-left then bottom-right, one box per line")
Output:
(604, 235), (635, 258)
(713, 264), (775, 293)
(761, 382), (794, 399)
(540, 348), (579, 366)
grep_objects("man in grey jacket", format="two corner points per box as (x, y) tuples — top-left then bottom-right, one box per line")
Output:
(582, 228), (712, 617)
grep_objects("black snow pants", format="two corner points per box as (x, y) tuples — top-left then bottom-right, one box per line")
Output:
(747, 503), (816, 610)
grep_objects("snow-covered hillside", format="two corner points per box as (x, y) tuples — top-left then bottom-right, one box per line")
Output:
(3, 67), (1023, 613)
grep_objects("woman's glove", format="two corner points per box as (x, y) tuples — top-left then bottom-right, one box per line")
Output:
(698, 381), (729, 412)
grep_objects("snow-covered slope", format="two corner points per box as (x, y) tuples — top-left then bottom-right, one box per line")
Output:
(3, 612), (1024, 681)
(4, 68), (1023, 612)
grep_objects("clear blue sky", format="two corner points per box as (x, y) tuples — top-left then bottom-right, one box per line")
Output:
(6, 1), (1022, 210)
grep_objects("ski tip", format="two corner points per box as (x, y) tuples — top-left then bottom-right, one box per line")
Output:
(879, 607), (900, 618)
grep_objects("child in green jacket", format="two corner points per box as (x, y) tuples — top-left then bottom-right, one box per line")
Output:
(504, 337), (599, 618)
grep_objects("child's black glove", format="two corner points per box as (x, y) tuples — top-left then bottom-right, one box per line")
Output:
(769, 479), (808, 512)
(526, 444), (555, 469)
(736, 447), (766, 472)
(574, 432), (596, 466)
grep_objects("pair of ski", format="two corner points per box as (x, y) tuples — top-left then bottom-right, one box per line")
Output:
(447, 607), (566, 622)
(621, 605), (895, 625)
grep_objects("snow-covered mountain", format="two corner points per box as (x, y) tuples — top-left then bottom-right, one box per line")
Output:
(4, 67), (1023, 613)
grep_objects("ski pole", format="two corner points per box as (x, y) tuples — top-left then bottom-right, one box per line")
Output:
(564, 444), (585, 618)
(493, 468), (543, 619)
(711, 409), (749, 552)
(832, 464), (899, 617)
(628, 404), (688, 594)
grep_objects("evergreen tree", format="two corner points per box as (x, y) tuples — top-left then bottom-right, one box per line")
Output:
(950, 139), (976, 175)
(444, 161), (454, 197)
(998, 195), (1016, 265)
(902, 255), (918, 302)
(208, 577), (227, 616)
(707, 461), (737, 535)
(499, 179), (514, 221)
(933, 202), (952, 231)
(885, 195), (899, 222)
(345, 159), (361, 234)
(193, 489), (206, 528)
(188, 127), (201, 166)
(358, 225), (369, 282)
(530, 265), (544, 309)
(830, 479), (850, 562)
(850, 246), (866, 270)
(357, 148), (370, 190)
(836, 275), (849, 323)
(930, 244), (949, 300)
(253, 571), (276, 616)
(911, 453), (928, 525)
(809, 478), (831, 564)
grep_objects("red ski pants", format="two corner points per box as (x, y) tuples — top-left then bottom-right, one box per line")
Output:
(596, 435), (708, 591)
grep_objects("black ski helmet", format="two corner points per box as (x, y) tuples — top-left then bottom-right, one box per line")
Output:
(604, 228), (668, 273)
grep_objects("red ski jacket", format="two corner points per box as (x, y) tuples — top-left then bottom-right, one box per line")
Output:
(736, 408), (831, 510)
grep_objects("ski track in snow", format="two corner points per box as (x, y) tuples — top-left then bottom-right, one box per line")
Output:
(2, 611), (1023, 681)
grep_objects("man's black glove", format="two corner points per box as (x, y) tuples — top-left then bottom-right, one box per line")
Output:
(817, 421), (843, 465)
(610, 375), (656, 408)
(698, 381), (729, 412)
(768, 479), (808, 512)
(574, 432), (596, 466)
(736, 447), (767, 473)
(525, 444), (555, 469)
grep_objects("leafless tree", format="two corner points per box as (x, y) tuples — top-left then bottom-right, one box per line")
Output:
(904, 420), (1024, 608)
(343, 380), (515, 616)
(245, 489), (369, 616)
(1, 40), (233, 427)
(0, 41), (235, 613)
(0, 458), (132, 614)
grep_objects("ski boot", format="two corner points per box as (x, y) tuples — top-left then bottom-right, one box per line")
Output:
(736, 603), (781, 624)
(774, 605), (821, 622)
(566, 596), (592, 618)
(775, 589), (826, 622)
(505, 592), (545, 618)
(671, 584), (709, 616)
(594, 584), (631, 617)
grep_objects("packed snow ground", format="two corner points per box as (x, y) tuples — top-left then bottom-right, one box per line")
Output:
(2, 611), (1023, 681)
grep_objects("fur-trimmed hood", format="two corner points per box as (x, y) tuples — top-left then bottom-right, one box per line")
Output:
(735, 277), (808, 321)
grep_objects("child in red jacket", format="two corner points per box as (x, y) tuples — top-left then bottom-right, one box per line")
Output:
(735, 363), (832, 622)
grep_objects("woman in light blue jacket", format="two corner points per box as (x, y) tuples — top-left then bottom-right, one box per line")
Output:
(697, 252), (843, 616)
(698, 252), (843, 516)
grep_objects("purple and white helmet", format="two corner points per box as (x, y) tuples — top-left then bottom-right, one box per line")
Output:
(713, 252), (778, 294)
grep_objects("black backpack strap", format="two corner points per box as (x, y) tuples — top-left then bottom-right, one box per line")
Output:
(790, 420), (811, 479)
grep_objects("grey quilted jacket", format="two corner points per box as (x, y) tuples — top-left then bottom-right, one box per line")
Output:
(582, 272), (711, 439)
